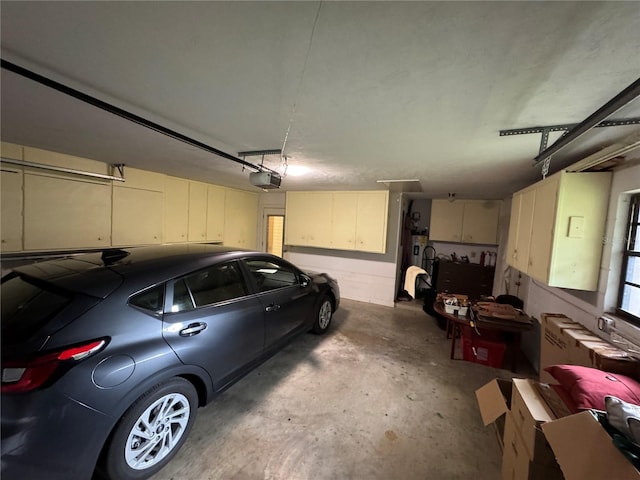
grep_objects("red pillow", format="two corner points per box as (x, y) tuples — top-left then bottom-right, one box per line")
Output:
(545, 365), (640, 411)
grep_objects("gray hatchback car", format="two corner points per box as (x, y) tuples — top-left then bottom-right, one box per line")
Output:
(1, 244), (339, 480)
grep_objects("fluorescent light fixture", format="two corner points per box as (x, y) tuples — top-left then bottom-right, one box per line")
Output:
(566, 131), (640, 172)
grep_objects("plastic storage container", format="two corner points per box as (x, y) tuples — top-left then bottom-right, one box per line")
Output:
(462, 334), (506, 368)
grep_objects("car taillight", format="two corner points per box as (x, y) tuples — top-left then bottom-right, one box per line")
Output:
(1, 339), (106, 393)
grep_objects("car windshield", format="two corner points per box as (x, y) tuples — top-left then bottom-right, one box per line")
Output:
(1, 274), (72, 345)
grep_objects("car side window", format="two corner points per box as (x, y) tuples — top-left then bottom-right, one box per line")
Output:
(129, 285), (164, 314)
(171, 279), (195, 313)
(182, 261), (248, 308)
(245, 259), (298, 292)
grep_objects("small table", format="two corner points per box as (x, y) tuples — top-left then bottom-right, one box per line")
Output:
(433, 301), (534, 372)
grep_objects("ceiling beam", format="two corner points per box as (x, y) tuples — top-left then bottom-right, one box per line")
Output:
(532, 77), (640, 164)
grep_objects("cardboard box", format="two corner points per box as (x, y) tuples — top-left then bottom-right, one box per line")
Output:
(542, 411), (640, 480)
(540, 313), (585, 383)
(571, 339), (639, 379)
(502, 412), (563, 480)
(476, 378), (563, 479)
(540, 313), (640, 382)
(475, 378), (512, 451)
(478, 377), (640, 480)
(509, 379), (556, 460)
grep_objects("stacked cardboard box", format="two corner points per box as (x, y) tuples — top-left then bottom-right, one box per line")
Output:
(477, 378), (563, 479)
(539, 313), (638, 383)
(476, 377), (640, 480)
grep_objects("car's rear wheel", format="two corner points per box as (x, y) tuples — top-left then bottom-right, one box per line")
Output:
(102, 377), (198, 480)
(312, 296), (333, 334)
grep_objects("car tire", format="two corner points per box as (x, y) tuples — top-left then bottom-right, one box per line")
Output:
(312, 296), (333, 334)
(102, 377), (198, 480)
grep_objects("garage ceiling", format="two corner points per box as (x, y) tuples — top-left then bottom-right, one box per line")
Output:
(1, 1), (639, 198)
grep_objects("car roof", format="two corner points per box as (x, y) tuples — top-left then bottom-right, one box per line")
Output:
(12, 244), (263, 298)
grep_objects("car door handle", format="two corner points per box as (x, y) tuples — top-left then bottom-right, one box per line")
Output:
(265, 304), (281, 312)
(179, 322), (207, 337)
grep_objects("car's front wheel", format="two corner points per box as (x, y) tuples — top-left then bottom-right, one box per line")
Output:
(312, 296), (333, 334)
(102, 377), (198, 480)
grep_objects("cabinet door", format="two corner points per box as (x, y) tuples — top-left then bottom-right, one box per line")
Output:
(548, 172), (612, 290)
(285, 192), (310, 246)
(461, 201), (500, 244)
(355, 191), (388, 253)
(1, 169), (23, 252)
(285, 192), (332, 247)
(24, 173), (111, 250)
(331, 192), (357, 250)
(514, 189), (535, 273)
(224, 189), (258, 249)
(164, 177), (189, 243)
(188, 181), (208, 242)
(430, 199), (464, 242)
(206, 185), (225, 242)
(506, 193), (522, 268)
(528, 176), (559, 282)
(112, 187), (163, 246)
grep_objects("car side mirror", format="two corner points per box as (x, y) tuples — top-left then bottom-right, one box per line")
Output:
(300, 274), (310, 287)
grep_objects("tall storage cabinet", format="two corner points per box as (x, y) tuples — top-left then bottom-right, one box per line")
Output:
(506, 171), (612, 291)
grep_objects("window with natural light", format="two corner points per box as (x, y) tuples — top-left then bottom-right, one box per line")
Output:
(618, 193), (640, 324)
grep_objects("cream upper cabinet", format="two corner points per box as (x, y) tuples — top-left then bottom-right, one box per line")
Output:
(23, 173), (111, 250)
(223, 188), (258, 249)
(285, 192), (333, 247)
(1, 168), (23, 252)
(430, 200), (465, 242)
(461, 200), (500, 244)
(355, 191), (388, 253)
(506, 171), (612, 291)
(206, 185), (225, 242)
(430, 199), (500, 245)
(286, 190), (388, 253)
(188, 181), (208, 242)
(330, 192), (358, 250)
(164, 177), (189, 243)
(112, 168), (164, 246)
(112, 187), (163, 246)
(506, 189), (535, 273)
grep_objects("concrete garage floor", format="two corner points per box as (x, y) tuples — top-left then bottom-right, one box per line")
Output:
(152, 298), (531, 480)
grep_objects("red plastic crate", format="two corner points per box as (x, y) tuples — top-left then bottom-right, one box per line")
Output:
(461, 334), (506, 368)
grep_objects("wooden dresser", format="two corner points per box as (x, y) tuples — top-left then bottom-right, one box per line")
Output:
(434, 260), (495, 300)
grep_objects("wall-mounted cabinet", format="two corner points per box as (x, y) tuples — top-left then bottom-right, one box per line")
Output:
(285, 192), (333, 247)
(0, 143), (260, 254)
(1, 168), (23, 252)
(506, 170), (612, 291)
(164, 177), (189, 243)
(286, 190), (389, 253)
(188, 181), (208, 242)
(206, 185), (225, 242)
(430, 199), (501, 244)
(223, 188), (258, 249)
(112, 168), (164, 246)
(24, 173), (111, 250)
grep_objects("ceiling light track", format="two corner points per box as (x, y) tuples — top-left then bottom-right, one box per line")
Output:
(0, 59), (277, 175)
